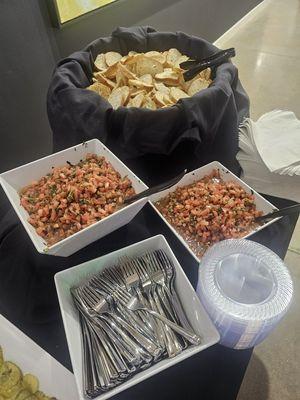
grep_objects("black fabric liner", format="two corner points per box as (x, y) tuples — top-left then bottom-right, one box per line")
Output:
(47, 26), (249, 184)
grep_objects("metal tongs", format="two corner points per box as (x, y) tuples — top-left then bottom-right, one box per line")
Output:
(255, 203), (300, 223)
(124, 169), (187, 205)
(180, 47), (236, 81)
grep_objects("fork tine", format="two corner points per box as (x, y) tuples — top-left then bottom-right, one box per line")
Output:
(155, 250), (167, 271)
(106, 285), (127, 305)
(137, 257), (150, 279)
(119, 257), (131, 278)
(88, 286), (102, 302)
(157, 250), (172, 270)
(108, 265), (122, 283)
(115, 285), (131, 301)
(145, 252), (158, 274)
(131, 259), (143, 278)
(89, 276), (105, 293)
(151, 252), (163, 273)
(115, 293), (126, 307)
(102, 272), (117, 285)
(123, 260), (133, 276)
(72, 291), (91, 316)
(95, 276), (129, 304)
(101, 267), (116, 282)
(97, 277), (115, 293)
(90, 275), (102, 286)
(115, 266), (125, 283)
(120, 262), (130, 280)
(89, 276), (111, 297)
(132, 259), (144, 280)
(82, 287), (94, 308)
(83, 286), (94, 301)
(72, 287), (84, 306)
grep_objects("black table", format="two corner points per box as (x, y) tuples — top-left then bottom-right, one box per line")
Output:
(0, 188), (298, 400)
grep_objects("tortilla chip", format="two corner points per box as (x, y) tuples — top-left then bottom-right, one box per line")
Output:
(153, 91), (166, 107)
(96, 82), (111, 99)
(145, 51), (166, 65)
(139, 74), (153, 85)
(87, 82), (101, 93)
(136, 55), (164, 77)
(108, 87), (125, 109)
(103, 63), (118, 79)
(154, 82), (170, 95)
(117, 62), (137, 80)
(170, 87), (189, 102)
(166, 48), (182, 66)
(94, 53), (107, 71)
(121, 86), (130, 105)
(163, 94), (174, 105)
(142, 95), (157, 110)
(200, 67), (212, 81)
(128, 78), (153, 89)
(105, 51), (122, 66)
(94, 72), (116, 89)
(174, 55), (189, 68)
(130, 92), (145, 108)
(130, 88), (146, 97)
(187, 78), (210, 96)
(155, 69), (179, 84)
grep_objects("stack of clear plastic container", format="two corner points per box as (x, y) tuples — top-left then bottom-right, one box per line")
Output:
(196, 239), (293, 349)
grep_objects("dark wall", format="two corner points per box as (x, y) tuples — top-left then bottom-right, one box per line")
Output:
(50, 0), (262, 58)
(0, 0), (55, 172)
(0, 0), (262, 172)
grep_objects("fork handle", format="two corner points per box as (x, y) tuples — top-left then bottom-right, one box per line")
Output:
(112, 312), (161, 359)
(145, 309), (201, 345)
(170, 290), (195, 332)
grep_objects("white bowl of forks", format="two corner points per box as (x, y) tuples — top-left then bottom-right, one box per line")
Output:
(55, 235), (220, 400)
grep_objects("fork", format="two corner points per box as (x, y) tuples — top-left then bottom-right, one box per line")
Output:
(79, 290), (132, 381)
(120, 257), (167, 348)
(115, 258), (157, 336)
(83, 285), (162, 359)
(96, 270), (156, 341)
(144, 252), (178, 321)
(132, 257), (168, 351)
(135, 255), (183, 357)
(111, 282), (201, 345)
(156, 250), (196, 333)
(73, 288), (144, 368)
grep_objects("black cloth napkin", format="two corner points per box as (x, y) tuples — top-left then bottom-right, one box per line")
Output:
(47, 26), (249, 184)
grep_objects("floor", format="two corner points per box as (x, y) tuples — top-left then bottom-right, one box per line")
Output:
(214, 0), (300, 399)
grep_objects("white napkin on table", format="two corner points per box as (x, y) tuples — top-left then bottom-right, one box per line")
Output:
(237, 110), (300, 202)
(252, 110), (300, 175)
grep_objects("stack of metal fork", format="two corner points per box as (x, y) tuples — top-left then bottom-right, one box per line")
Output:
(72, 249), (201, 398)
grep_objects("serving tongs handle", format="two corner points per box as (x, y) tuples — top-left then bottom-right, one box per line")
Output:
(180, 48), (235, 69)
(123, 169), (187, 205)
(181, 47), (236, 81)
(255, 204), (300, 223)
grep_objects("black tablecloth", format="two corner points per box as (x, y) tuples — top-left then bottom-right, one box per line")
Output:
(0, 184), (298, 400)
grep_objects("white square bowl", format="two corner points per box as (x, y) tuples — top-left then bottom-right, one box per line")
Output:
(55, 234), (220, 400)
(149, 161), (279, 263)
(0, 139), (148, 257)
(0, 314), (79, 399)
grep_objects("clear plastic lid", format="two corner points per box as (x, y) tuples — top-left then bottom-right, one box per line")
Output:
(197, 239), (293, 323)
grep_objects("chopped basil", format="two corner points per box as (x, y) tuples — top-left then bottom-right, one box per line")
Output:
(27, 197), (36, 204)
(67, 190), (74, 202)
(50, 185), (57, 196)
